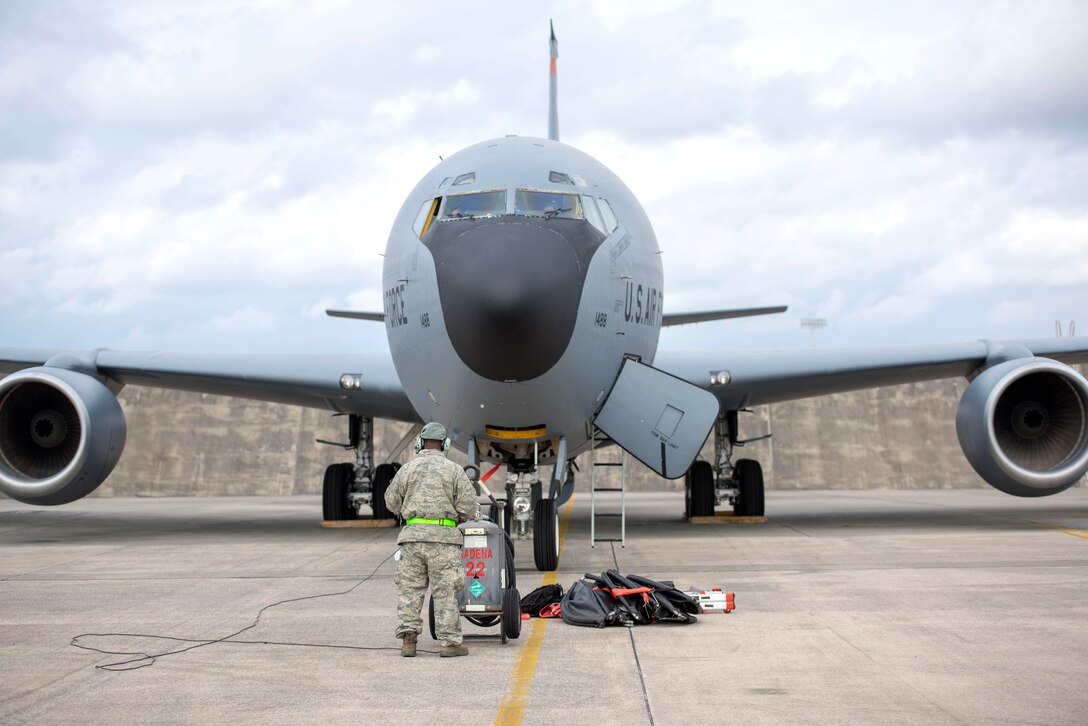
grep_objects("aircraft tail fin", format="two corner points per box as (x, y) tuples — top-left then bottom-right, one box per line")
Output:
(548, 20), (559, 142)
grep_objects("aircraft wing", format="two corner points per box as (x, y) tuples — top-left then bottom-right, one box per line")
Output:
(0, 348), (418, 422)
(653, 337), (1088, 411)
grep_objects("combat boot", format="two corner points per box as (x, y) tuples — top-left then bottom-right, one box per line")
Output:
(438, 642), (469, 657)
(400, 632), (417, 657)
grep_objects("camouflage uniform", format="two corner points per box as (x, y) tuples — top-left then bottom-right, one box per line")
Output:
(384, 447), (477, 645)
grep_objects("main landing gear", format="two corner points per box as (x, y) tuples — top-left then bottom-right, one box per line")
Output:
(685, 410), (767, 518)
(319, 415), (419, 521)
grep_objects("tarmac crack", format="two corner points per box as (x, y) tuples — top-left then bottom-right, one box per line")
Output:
(612, 542), (655, 726)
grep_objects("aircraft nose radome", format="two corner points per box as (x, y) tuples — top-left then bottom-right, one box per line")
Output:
(430, 219), (584, 382)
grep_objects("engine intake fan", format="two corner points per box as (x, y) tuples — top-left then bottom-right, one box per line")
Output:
(0, 367), (126, 505)
(956, 358), (1088, 497)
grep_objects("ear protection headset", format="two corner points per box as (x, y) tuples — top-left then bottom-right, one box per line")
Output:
(414, 433), (452, 453)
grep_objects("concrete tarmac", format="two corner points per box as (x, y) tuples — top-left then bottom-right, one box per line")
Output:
(1, 488), (1086, 725)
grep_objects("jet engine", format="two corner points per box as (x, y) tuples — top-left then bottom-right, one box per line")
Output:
(956, 357), (1088, 497)
(0, 367), (126, 505)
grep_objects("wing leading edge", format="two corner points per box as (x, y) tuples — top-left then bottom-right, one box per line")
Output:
(0, 347), (418, 422)
(653, 337), (1088, 410)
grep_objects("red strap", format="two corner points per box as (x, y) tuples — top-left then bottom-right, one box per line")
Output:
(594, 585), (652, 604)
(538, 603), (562, 618)
(609, 586), (652, 597)
(481, 460), (503, 483)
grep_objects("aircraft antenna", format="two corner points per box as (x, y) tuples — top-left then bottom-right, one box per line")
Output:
(548, 20), (559, 142)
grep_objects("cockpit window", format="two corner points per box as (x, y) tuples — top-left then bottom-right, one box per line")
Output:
(413, 197), (442, 237)
(597, 197), (619, 233)
(548, 171), (574, 185)
(452, 172), (476, 186)
(514, 190), (583, 219)
(441, 190), (507, 220)
(581, 195), (606, 234)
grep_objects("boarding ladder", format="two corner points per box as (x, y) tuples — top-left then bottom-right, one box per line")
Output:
(590, 427), (626, 547)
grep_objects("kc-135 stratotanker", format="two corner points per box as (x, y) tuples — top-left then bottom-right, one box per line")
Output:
(2, 24), (1087, 570)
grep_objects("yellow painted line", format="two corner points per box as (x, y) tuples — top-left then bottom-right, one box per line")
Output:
(1034, 523), (1088, 540)
(494, 495), (574, 726)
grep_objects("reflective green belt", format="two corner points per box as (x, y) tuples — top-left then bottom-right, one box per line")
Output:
(405, 517), (457, 527)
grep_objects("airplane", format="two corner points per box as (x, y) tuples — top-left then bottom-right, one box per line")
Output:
(2, 24), (1087, 572)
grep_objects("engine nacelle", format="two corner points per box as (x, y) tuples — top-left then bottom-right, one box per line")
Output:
(956, 357), (1088, 497)
(0, 367), (127, 505)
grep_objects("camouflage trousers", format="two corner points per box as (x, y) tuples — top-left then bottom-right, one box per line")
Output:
(395, 541), (465, 645)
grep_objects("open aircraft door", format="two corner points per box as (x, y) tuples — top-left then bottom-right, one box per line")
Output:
(593, 358), (720, 479)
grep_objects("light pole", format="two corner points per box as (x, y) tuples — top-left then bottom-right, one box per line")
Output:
(801, 318), (827, 347)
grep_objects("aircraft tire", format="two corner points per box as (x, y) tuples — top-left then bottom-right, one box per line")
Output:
(371, 463), (398, 519)
(503, 587), (522, 640)
(688, 461), (715, 517)
(533, 498), (559, 571)
(322, 463), (357, 520)
(733, 459), (765, 517)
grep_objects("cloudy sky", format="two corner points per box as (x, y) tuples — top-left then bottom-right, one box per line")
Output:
(2, 0), (1086, 357)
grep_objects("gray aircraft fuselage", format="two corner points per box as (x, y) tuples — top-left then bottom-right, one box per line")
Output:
(383, 136), (663, 464)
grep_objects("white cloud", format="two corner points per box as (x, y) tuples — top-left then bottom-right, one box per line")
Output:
(1, 0), (1086, 356)
(207, 307), (278, 333)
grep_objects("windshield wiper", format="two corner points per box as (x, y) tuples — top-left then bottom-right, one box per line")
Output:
(544, 207), (572, 219)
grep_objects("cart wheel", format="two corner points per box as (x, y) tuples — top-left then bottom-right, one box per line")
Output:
(428, 596), (437, 640)
(504, 532), (517, 589)
(371, 463), (398, 520)
(503, 587), (522, 640)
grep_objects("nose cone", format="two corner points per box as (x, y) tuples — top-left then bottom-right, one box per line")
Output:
(426, 217), (599, 382)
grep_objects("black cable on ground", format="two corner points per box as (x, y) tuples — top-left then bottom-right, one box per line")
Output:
(69, 550), (438, 671)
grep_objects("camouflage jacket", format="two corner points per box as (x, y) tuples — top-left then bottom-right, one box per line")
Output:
(384, 449), (477, 545)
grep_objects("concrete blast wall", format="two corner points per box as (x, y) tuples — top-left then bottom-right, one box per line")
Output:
(93, 367), (1087, 498)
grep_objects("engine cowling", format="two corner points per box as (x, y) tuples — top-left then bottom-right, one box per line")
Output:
(0, 367), (126, 505)
(956, 357), (1088, 497)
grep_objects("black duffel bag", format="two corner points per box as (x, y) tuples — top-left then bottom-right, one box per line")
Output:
(560, 577), (622, 627)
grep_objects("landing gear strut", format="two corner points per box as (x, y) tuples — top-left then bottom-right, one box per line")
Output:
(318, 416), (415, 520)
(496, 450), (569, 572)
(686, 411), (767, 517)
(503, 458), (558, 571)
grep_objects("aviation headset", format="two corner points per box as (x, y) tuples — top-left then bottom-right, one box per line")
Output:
(415, 422), (451, 453)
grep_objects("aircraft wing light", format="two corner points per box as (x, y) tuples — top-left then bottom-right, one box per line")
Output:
(339, 374), (362, 390)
